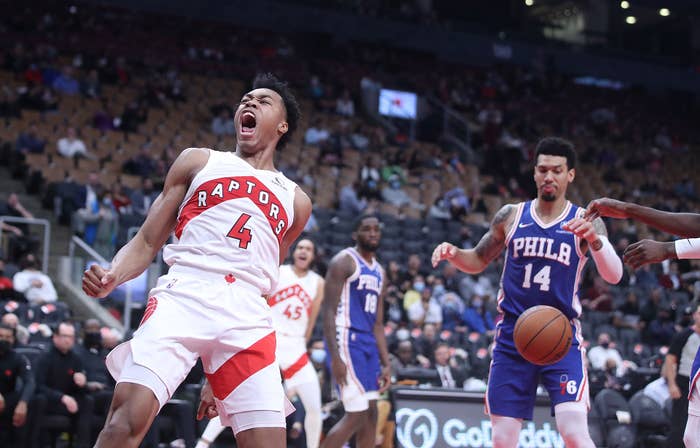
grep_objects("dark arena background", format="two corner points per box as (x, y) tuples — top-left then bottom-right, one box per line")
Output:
(0, 0), (699, 447)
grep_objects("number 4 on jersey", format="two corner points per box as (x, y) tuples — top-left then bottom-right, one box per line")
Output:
(227, 213), (252, 249)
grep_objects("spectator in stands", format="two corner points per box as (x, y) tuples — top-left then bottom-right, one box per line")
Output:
(358, 156), (382, 201)
(210, 109), (235, 136)
(338, 181), (367, 214)
(0, 314), (29, 347)
(402, 274), (425, 313)
(0, 87), (20, 119)
(335, 89), (355, 117)
(381, 175), (425, 211)
(383, 285), (407, 325)
(57, 127), (90, 159)
(303, 117), (330, 145)
(405, 253), (429, 280)
(581, 275), (614, 311)
(443, 187), (469, 220)
(0, 193), (38, 260)
(35, 321), (94, 448)
(129, 177), (158, 218)
(14, 123), (46, 154)
(122, 145), (156, 178)
(119, 99), (147, 133)
(389, 339), (421, 376)
(588, 332), (626, 377)
(80, 69), (101, 98)
(408, 285), (442, 329)
(76, 319), (113, 423)
(613, 290), (643, 332)
(72, 172), (103, 245)
(431, 342), (467, 389)
(92, 99), (115, 132)
(12, 253), (57, 306)
(0, 323), (34, 448)
(663, 302), (700, 447)
(52, 66), (80, 96)
(414, 323), (439, 363)
(109, 182), (132, 215)
(438, 291), (464, 331)
(0, 255), (12, 292)
(461, 294), (495, 337)
(93, 193), (118, 259)
(647, 303), (678, 347)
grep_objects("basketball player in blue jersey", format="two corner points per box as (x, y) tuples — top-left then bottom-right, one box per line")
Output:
(321, 214), (392, 448)
(432, 137), (623, 448)
(585, 197), (700, 447)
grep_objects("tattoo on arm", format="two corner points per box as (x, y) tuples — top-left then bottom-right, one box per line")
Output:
(474, 205), (514, 263)
(589, 217), (607, 251)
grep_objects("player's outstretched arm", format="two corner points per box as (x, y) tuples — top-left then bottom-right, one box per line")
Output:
(431, 204), (514, 273)
(82, 148), (209, 298)
(322, 252), (354, 386)
(279, 187), (312, 264)
(586, 197), (700, 238)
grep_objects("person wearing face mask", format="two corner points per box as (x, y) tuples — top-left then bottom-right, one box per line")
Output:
(12, 253), (58, 306)
(461, 295), (495, 337)
(0, 323), (35, 448)
(76, 319), (114, 423)
(407, 286), (442, 330)
(587, 333), (626, 377)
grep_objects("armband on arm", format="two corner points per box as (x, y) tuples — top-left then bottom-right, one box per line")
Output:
(590, 236), (623, 284)
(674, 238), (700, 259)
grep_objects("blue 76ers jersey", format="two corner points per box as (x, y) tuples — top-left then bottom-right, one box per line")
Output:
(334, 248), (384, 334)
(690, 349), (700, 398)
(498, 200), (587, 320)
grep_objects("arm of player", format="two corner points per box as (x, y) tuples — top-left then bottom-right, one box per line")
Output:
(322, 252), (354, 386)
(374, 279), (392, 393)
(586, 197), (700, 238)
(82, 148), (209, 298)
(662, 353), (681, 399)
(305, 277), (325, 343)
(279, 187), (312, 264)
(563, 217), (622, 284)
(431, 204), (514, 273)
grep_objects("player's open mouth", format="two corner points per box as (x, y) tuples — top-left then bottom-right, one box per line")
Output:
(241, 111), (257, 135)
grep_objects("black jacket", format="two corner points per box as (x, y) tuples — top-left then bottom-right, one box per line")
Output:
(35, 346), (86, 402)
(0, 350), (35, 402)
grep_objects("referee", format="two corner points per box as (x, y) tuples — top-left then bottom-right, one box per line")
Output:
(664, 303), (700, 447)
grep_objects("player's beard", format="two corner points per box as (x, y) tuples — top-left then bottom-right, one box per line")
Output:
(541, 192), (556, 202)
(359, 240), (380, 252)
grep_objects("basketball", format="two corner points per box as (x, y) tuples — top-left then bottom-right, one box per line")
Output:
(514, 305), (572, 366)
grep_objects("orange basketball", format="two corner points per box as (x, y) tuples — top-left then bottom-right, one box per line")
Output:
(513, 305), (572, 366)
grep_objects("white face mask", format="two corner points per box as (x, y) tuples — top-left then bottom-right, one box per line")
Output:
(310, 349), (326, 364)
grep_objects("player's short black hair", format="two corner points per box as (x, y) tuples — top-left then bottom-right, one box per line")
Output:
(252, 73), (300, 150)
(352, 213), (381, 231)
(534, 137), (577, 170)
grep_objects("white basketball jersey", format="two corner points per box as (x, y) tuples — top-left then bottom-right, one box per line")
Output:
(163, 150), (297, 295)
(267, 264), (322, 337)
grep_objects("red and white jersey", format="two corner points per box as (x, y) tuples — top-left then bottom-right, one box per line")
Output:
(163, 149), (298, 295)
(267, 264), (322, 337)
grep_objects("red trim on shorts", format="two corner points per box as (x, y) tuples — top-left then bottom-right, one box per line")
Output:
(175, 176), (289, 243)
(282, 353), (309, 380)
(205, 331), (277, 400)
(139, 297), (158, 327)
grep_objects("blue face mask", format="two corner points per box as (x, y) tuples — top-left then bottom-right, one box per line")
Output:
(433, 284), (445, 296)
(413, 282), (425, 293)
(310, 349), (326, 364)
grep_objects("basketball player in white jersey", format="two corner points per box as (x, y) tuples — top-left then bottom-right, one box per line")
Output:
(196, 237), (325, 448)
(81, 73), (311, 448)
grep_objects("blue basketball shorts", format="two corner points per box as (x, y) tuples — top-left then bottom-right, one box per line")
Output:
(328, 328), (381, 412)
(486, 317), (589, 420)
